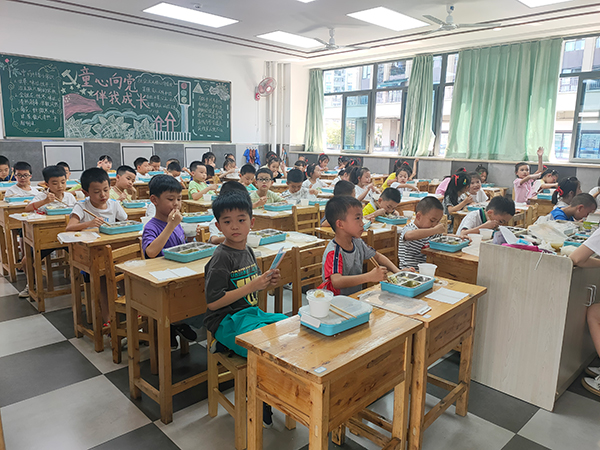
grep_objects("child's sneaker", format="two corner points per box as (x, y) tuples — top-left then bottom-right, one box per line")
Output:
(263, 403), (273, 428)
(18, 285), (29, 298)
(175, 323), (197, 341)
(582, 375), (600, 397)
(585, 366), (600, 377)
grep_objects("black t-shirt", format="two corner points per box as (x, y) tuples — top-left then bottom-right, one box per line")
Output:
(203, 243), (261, 335)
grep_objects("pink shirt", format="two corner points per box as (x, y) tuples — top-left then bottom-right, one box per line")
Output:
(435, 177), (451, 196)
(513, 178), (533, 203)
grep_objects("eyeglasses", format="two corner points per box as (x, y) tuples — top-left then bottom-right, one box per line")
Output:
(257, 178), (272, 182)
(15, 174), (31, 178)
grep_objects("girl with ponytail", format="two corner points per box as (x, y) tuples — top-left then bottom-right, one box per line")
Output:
(552, 177), (581, 207)
(442, 172), (472, 233)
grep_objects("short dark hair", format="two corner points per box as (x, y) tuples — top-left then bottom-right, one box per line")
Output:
(571, 193), (596, 209)
(287, 168), (304, 183)
(213, 191), (253, 222)
(99, 155), (113, 163)
(202, 152), (216, 163)
(13, 161), (32, 173)
(134, 157), (148, 169)
(240, 164), (256, 176)
(380, 187), (401, 203)
(81, 167), (110, 191)
(190, 160), (204, 172)
(206, 164), (215, 178)
(514, 162), (528, 174)
(318, 154), (329, 164)
(415, 196), (444, 214)
(149, 174), (182, 197)
(0, 155), (9, 166)
(220, 180), (250, 196)
(149, 155), (161, 164)
(256, 167), (273, 179)
(325, 195), (363, 232)
(333, 180), (355, 197)
(116, 165), (136, 176)
(42, 165), (66, 183)
(223, 159), (235, 169)
(294, 160), (306, 168)
(267, 156), (281, 166)
(166, 158), (180, 165)
(167, 161), (181, 172)
(339, 168), (347, 177)
(486, 196), (515, 216)
(56, 161), (70, 170)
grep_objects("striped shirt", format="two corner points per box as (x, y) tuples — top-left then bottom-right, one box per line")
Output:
(321, 238), (376, 296)
(398, 222), (441, 268)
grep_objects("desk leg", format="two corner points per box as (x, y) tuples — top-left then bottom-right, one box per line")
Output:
(408, 328), (428, 450)
(0, 226), (7, 278)
(24, 242), (35, 303)
(331, 425), (346, 446)
(309, 382), (330, 450)
(9, 229), (20, 282)
(32, 248), (45, 312)
(70, 264), (83, 338)
(274, 287), (283, 314)
(149, 318), (158, 375)
(158, 312), (173, 424)
(393, 336), (412, 447)
(247, 352), (262, 450)
(127, 301), (142, 400)
(89, 268), (104, 352)
(456, 308), (476, 416)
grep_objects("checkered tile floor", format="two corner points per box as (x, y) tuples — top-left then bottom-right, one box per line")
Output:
(1, 273), (599, 450)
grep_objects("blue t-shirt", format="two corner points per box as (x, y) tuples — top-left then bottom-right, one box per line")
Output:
(550, 207), (573, 221)
(142, 217), (185, 257)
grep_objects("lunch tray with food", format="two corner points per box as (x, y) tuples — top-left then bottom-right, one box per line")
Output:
(309, 199), (329, 206)
(45, 206), (73, 215)
(137, 176), (152, 183)
(122, 201), (147, 209)
(467, 204), (486, 211)
(264, 202), (293, 211)
(248, 229), (286, 245)
(148, 171), (164, 176)
(182, 212), (214, 223)
(163, 242), (217, 263)
(375, 214), (408, 225)
(564, 235), (587, 247)
(321, 187), (334, 194)
(482, 183), (495, 188)
(428, 236), (470, 253)
(0, 182), (16, 188)
(299, 294), (372, 336)
(537, 193), (553, 200)
(381, 271), (435, 298)
(409, 192), (428, 198)
(6, 196), (34, 203)
(99, 220), (143, 235)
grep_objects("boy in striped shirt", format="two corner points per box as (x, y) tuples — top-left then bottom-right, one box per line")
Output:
(398, 197), (446, 268)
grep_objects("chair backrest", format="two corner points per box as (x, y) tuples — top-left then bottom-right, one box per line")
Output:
(525, 203), (538, 227)
(103, 241), (144, 304)
(291, 243), (327, 314)
(366, 226), (398, 271)
(292, 204), (320, 235)
(196, 224), (211, 243)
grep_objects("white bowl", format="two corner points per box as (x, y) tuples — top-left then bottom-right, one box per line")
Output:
(307, 289), (333, 318)
(403, 211), (414, 218)
(480, 229), (493, 240)
(247, 234), (261, 248)
(203, 194), (212, 201)
(300, 199), (310, 206)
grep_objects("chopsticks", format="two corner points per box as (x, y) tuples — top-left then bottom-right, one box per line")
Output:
(370, 257), (380, 268)
(83, 208), (102, 220)
(330, 303), (357, 319)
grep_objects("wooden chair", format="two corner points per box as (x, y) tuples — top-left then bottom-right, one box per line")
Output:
(256, 251), (295, 314)
(525, 203), (539, 227)
(292, 204), (320, 235)
(367, 225), (398, 266)
(196, 224), (211, 243)
(291, 243), (327, 314)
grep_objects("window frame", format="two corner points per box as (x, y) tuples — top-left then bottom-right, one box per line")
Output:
(569, 70), (600, 162)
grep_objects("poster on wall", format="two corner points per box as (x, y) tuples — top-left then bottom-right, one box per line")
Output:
(0, 53), (231, 142)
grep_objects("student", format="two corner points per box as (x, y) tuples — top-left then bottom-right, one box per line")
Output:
(457, 196), (516, 237)
(475, 165), (488, 184)
(221, 158), (237, 180)
(513, 147), (545, 203)
(435, 167), (467, 196)
(249, 168), (284, 208)
(334, 156), (349, 171)
(589, 176), (600, 209)
(532, 168), (559, 195)
(550, 193), (596, 221)
(294, 159), (307, 180)
(188, 161), (218, 200)
(333, 180), (355, 197)
(110, 165), (136, 201)
(134, 157), (151, 181)
(382, 159), (418, 189)
(4, 161), (40, 197)
(363, 188), (401, 220)
(97, 155), (113, 172)
(165, 158), (181, 170)
(149, 155), (163, 172)
(459, 172), (488, 204)
(27, 165), (77, 213)
(331, 168), (349, 186)
(239, 164), (257, 192)
(267, 156), (284, 180)
(387, 165), (420, 194)
(281, 168), (316, 203)
(569, 227), (600, 396)
(202, 151), (216, 168)
(0, 155), (15, 181)
(320, 196), (401, 296)
(443, 173), (472, 233)
(224, 152), (236, 162)
(351, 166), (380, 202)
(552, 177), (581, 208)
(142, 175), (197, 346)
(206, 164), (220, 184)
(208, 181), (250, 245)
(318, 153), (330, 171)
(398, 197), (445, 268)
(54, 161), (80, 193)
(303, 163), (325, 192)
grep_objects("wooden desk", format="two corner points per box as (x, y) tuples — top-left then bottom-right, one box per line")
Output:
(69, 231), (143, 352)
(236, 308), (423, 450)
(530, 197), (553, 216)
(451, 208), (526, 234)
(21, 215), (71, 312)
(123, 207), (146, 222)
(353, 279), (487, 450)
(371, 174), (386, 187)
(316, 222), (401, 240)
(428, 182), (441, 194)
(407, 180), (430, 192)
(0, 201), (28, 281)
(134, 183), (150, 199)
(252, 205), (325, 231)
(421, 247), (479, 284)
(271, 183), (288, 193)
(320, 173), (337, 181)
(182, 199), (212, 214)
(483, 187), (508, 198)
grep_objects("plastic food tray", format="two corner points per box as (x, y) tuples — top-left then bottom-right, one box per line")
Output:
(148, 171), (164, 176)
(299, 296), (371, 336)
(325, 170), (338, 175)
(429, 236), (470, 253)
(564, 236), (586, 247)
(264, 202), (293, 211)
(163, 242), (216, 263)
(504, 226), (527, 235)
(182, 213), (214, 223)
(99, 221), (143, 235)
(137, 176), (152, 183)
(381, 271), (435, 298)
(321, 187), (334, 194)
(482, 183), (495, 188)
(309, 199), (329, 206)
(467, 205), (485, 211)
(6, 196), (34, 203)
(376, 215), (408, 225)
(0, 182), (16, 187)
(537, 193), (552, 200)
(46, 207), (73, 215)
(122, 201), (147, 209)
(409, 192), (428, 198)
(249, 229), (286, 245)
(66, 180), (79, 187)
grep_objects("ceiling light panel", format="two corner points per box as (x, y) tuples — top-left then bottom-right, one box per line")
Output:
(517, 0), (573, 7)
(143, 3), (238, 28)
(347, 7), (428, 31)
(296, 0), (317, 2)
(257, 31), (322, 48)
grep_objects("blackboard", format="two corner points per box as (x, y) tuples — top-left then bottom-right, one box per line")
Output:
(0, 53), (231, 142)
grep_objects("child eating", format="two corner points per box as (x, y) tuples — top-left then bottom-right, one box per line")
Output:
(351, 166), (380, 202)
(110, 165), (137, 202)
(457, 196), (516, 237)
(303, 163), (325, 192)
(281, 168), (316, 203)
(459, 172), (488, 204)
(4, 161), (40, 198)
(188, 161), (218, 200)
(27, 165), (77, 213)
(363, 188), (401, 220)
(239, 164), (257, 192)
(550, 193), (596, 222)
(249, 168), (284, 208)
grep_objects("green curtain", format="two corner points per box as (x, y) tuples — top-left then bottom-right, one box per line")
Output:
(304, 69), (324, 153)
(402, 55), (434, 157)
(446, 38), (562, 161)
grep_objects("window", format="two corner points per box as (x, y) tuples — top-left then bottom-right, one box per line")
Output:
(374, 90), (403, 152)
(324, 95), (343, 151)
(432, 53), (458, 156)
(377, 60), (412, 89)
(323, 65), (373, 94)
(344, 95), (369, 151)
(574, 77), (600, 159)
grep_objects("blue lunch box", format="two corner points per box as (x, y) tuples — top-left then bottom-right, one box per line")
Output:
(6, 196), (34, 203)
(467, 205), (485, 211)
(0, 182), (16, 187)
(299, 296), (372, 336)
(122, 201), (147, 209)
(249, 229), (286, 245)
(322, 188), (334, 194)
(99, 221), (143, 235)
(537, 193), (552, 200)
(264, 203), (293, 211)
(163, 242), (216, 263)
(380, 271), (435, 298)
(429, 236), (470, 253)
(46, 207), (73, 215)
(309, 199), (328, 206)
(409, 192), (428, 198)
(376, 215), (408, 225)
(182, 213), (214, 223)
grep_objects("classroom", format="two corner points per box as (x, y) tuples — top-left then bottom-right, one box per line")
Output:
(0, 0), (600, 449)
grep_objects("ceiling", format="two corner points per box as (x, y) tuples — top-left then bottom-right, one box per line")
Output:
(9, 0), (600, 63)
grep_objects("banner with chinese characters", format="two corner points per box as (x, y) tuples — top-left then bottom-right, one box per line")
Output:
(0, 54), (231, 142)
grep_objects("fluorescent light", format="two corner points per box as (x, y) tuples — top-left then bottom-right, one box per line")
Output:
(518, 0), (573, 7)
(347, 7), (428, 31)
(296, 0), (316, 2)
(143, 3), (238, 28)
(493, 27), (502, 31)
(257, 31), (322, 48)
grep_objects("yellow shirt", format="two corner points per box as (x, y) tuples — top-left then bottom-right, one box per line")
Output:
(381, 173), (397, 190)
(109, 187), (133, 202)
(362, 201), (378, 216)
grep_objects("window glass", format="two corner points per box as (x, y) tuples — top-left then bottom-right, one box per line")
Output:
(574, 78), (600, 159)
(445, 54), (459, 83)
(554, 77), (577, 160)
(373, 90), (402, 153)
(324, 95), (343, 151)
(438, 85), (454, 157)
(344, 95), (369, 151)
(377, 60), (412, 89)
(433, 56), (443, 84)
(323, 66), (373, 94)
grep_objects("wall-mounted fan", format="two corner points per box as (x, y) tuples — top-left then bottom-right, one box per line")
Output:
(255, 77), (277, 101)
(423, 5), (501, 35)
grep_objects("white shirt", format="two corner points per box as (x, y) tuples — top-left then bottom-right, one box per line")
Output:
(354, 185), (374, 203)
(457, 210), (485, 234)
(302, 178), (325, 191)
(281, 187), (316, 203)
(136, 172), (149, 182)
(31, 191), (77, 213)
(590, 187), (600, 209)
(208, 218), (221, 240)
(145, 202), (156, 217)
(71, 198), (127, 224)
(4, 184), (40, 198)
(583, 227), (600, 255)
(459, 190), (488, 204)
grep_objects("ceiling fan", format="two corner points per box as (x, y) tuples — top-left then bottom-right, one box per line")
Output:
(423, 5), (501, 35)
(313, 28), (369, 51)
